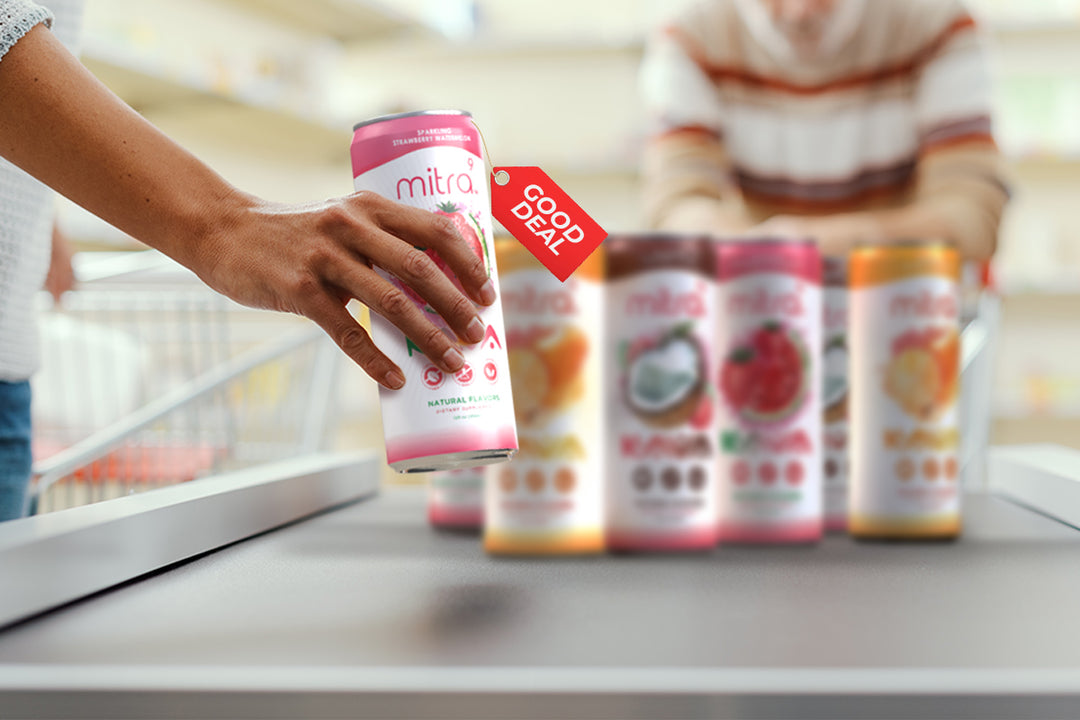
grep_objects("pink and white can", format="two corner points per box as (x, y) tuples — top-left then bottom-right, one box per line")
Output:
(428, 467), (484, 529)
(715, 239), (823, 544)
(350, 110), (517, 472)
(605, 235), (718, 552)
(822, 257), (849, 532)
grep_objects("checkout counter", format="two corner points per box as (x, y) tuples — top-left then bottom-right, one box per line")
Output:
(0, 447), (1078, 719)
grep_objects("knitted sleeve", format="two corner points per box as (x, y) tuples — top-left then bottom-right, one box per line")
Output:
(0, 0), (52, 62)
(639, 5), (750, 233)
(911, 1), (1009, 260)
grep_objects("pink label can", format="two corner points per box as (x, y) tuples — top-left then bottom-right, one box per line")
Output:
(428, 467), (484, 529)
(350, 110), (517, 472)
(715, 239), (823, 544)
(823, 256), (849, 532)
(605, 235), (719, 552)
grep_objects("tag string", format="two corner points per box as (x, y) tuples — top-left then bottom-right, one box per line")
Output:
(469, 118), (496, 177)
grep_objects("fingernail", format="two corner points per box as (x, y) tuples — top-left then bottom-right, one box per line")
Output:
(465, 316), (485, 344)
(478, 279), (497, 306)
(442, 347), (465, 371)
(383, 370), (405, 389)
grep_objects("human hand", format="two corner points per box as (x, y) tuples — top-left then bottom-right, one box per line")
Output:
(44, 224), (76, 304)
(749, 212), (884, 256)
(194, 191), (496, 390)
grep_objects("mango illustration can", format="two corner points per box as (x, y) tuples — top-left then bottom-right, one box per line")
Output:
(350, 110), (517, 472)
(605, 235), (718, 552)
(483, 239), (605, 554)
(849, 242), (962, 540)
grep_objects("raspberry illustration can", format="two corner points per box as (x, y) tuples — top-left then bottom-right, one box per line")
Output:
(848, 242), (962, 540)
(605, 235), (718, 552)
(484, 239), (605, 554)
(428, 467), (484, 530)
(715, 239), (823, 544)
(350, 110), (517, 472)
(823, 256), (849, 532)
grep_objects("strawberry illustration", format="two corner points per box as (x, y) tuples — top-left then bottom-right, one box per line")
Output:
(689, 389), (714, 429)
(395, 202), (489, 313)
(721, 346), (755, 410)
(722, 320), (808, 425)
(436, 201), (486, 268)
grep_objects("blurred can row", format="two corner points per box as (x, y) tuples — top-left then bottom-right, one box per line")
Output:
(429, 234), (962, 553)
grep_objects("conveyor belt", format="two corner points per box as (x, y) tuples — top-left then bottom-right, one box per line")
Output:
(1, 484), (1078, 719)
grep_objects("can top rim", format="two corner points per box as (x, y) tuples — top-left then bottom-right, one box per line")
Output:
(352, 109), (472, 131)
(715, 236), (816, 246)
(852, 238), (956, 251)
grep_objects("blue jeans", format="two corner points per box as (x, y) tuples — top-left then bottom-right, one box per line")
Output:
(0, 380), (32, 522)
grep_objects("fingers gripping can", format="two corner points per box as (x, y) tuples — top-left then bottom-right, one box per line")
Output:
(715, 239), (823, 544)
(822, 257), (850, 532)
(605, 235), (719, 552)
(350, 110), (517, 472)
(484, 240), (605, 554)
(848, 242), (962, 540)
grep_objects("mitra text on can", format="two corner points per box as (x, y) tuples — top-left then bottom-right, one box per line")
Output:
(848, 242), (962, 540)
(350, 110), (517, 472)
(715, 239), (823, 544)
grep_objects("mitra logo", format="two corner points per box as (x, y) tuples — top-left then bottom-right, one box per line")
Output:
(889, 290), (958, 319)
(396, 165), (480, 200)
(727, 286), (805, 317)
(626, 281), (708, 317)
(502, 282), (579, 316)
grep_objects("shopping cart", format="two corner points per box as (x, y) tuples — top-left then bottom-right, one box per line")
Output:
(29, 251), (342, 514)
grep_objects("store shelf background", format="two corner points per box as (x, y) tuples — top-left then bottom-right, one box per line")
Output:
(53, 0), (1080, 454)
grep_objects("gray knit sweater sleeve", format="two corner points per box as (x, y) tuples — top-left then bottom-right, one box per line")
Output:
(0, 0), (52, 62)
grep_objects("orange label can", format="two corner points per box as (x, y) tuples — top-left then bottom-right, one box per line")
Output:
(483, 239), (605, 554)
(848, 242), (962, 540)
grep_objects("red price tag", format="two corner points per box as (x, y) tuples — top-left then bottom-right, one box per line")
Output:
(490, 166), (607, 282)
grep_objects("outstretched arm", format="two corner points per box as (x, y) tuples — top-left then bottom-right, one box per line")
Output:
(0, 23), (495, 389)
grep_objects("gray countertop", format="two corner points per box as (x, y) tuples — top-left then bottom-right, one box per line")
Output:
(1, 488), (1079, 719)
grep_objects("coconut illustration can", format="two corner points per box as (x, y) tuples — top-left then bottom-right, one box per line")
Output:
(715, 239), (823, 544)
(484, 239), (605, 554)
(605, 235), (718, 552)
(350, 110), (517, 472)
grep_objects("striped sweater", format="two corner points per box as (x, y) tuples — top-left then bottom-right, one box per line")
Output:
(640, 0), (1008, 260)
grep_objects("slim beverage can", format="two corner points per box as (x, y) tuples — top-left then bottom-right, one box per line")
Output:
(350, 110), (517, 472)
(848, 242), (962, 540)
(715, 239), (823, 544)
(428, 467), (484, 529)
(822, 256), (849, 532)
(484, 239), (605, 554)
(605, 235), (718, 552)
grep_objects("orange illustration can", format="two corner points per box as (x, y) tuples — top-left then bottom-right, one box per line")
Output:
(848, 242), (962, 540)
(483, 239), (605, 554)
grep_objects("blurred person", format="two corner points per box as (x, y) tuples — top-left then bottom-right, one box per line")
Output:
(640, 0), (1009, 260)
(0, 0), (494, 520)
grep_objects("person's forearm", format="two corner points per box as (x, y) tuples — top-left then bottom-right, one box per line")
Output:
(642, 131), (752, 236)
(832, 198), (995, 260)
(0, 22), (502, 390)
(0, 24), (247, 269)
(654, 195), (755, 236)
